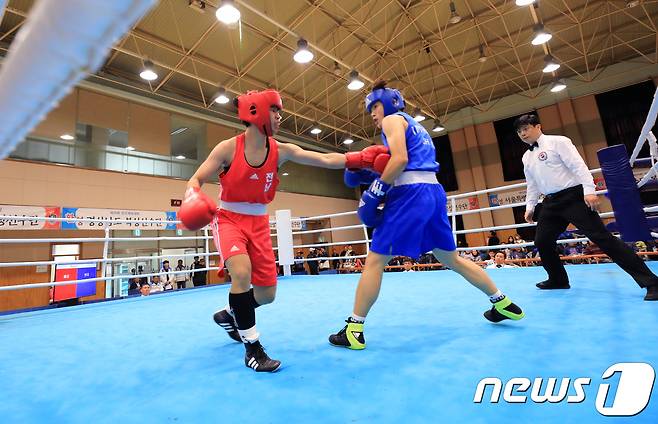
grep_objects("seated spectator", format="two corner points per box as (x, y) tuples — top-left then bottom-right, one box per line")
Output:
(150, 275), (163, 293)
(140, 283), (151, 296)
(402, 258), (416, 272)
(486, 251), (517, 269)
(293, 251), (305, 273)
(307, 248), (319, 275)
(128, 275), (141, 296)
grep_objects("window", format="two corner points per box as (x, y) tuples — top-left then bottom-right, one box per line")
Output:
(595, 80), (657, 159)
(170, 115), (206, 161)
(494, 113), (532, 181)
(76, 123), (129, 148)
(434, 134), (458, 192)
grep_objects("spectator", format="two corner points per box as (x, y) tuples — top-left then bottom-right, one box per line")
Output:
(307, 248), (319, 275)
(402, 258), (415, 272)
(128, 275), (141, 296)
(140, 283), (151, 296)
(293, 251), (305, 273)
(174, 259), (188, 289)
(191, 258), (208, 286)
(487, 231), (500, 247)
(160, 261), (174, 291)
(150, 275), (163, 293)
(487, 251), (517, 269)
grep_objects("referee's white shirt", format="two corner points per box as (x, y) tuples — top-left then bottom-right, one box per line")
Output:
(523, 133), (596, 213)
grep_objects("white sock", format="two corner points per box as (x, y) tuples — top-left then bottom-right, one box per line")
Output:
(238, 325), (260, 343)
(489, 290), (505, 303)
(350, 313), (366, 323)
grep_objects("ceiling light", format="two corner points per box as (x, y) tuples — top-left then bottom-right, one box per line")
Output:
(532, 24), (552, 46)
(139, 59), (158, 81)
(626, 0), (640, 7)
(126, 146), (135, 151)
(347, 70), (364, 90)
(59, 134), (74, 141)
(432, 122), (446, 132)
(448, 1), (462, 24)
(515, 0), (536, 5)
(310, 126), (322, 135)
(293, 38), (314, 64)
(550, 78), (567, 93)
(478, 45), (488, 63)
(175, 155), (186, 160)
(215, 0), (240, 25)
(171, 127), (189, 136)
(343, 138), (354, 145)
(212, 87), (230, 104)
(542, 55), (560, 73)
(282, 172), (289, 176)
(413, 109), (426, 122)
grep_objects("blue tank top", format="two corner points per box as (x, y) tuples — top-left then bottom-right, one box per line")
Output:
(380, 112), (439, 173)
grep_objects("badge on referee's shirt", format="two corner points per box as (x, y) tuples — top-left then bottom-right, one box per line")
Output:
(538, 151), (548, 161)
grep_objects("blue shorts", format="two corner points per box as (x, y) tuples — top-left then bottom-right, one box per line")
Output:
(370, 182), (456, 258)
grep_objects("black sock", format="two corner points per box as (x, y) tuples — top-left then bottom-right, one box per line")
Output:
(248, 288), (260, 309)
(229, 291), (256, 331)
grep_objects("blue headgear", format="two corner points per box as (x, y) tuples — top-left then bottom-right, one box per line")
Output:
(365, 88), (405, 116)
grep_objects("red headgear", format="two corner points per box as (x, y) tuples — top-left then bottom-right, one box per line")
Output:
(236, 89), (282, 137)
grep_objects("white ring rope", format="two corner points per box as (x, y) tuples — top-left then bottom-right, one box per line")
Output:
(0, 236), (212, 244)
(0, 215), (182, 225)
(0, 267), (220, 292)
(0, 252), (220, 269)
(293, 224), (364, 235)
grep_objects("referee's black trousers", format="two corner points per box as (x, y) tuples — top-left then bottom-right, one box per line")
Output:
(534, 185), (658, 288)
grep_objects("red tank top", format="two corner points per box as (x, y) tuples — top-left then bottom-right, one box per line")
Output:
(219, 133), (279, 204)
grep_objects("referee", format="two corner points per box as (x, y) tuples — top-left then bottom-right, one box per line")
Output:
(516, 114), (658, 301)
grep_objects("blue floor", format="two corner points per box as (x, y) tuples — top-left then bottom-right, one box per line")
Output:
(1, 263), (658, 423)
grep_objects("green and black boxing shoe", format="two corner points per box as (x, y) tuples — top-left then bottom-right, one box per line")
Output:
(329, 319), (366, 350)
(484, 296), (525, 323)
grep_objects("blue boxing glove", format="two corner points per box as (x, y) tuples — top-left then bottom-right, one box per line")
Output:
(344, 169), (379, 188)
(358, 178), (391, 227)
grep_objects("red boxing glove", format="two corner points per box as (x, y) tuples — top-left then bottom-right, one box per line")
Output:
(179, 187), (217, 231)
(373, 153), (390, 174)
(345, 145), (389, 170)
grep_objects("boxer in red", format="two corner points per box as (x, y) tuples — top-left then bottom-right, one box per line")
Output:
(179, 89), (389, 372)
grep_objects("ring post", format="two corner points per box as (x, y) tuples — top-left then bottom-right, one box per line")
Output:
(275, 210), (294, 277)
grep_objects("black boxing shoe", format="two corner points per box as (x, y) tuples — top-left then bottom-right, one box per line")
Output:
(213, 309), (241, 342)
(536, 280), (570, 290)
(244, 341), (281, 373)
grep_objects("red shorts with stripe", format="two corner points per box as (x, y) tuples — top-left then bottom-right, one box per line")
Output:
(211, 209), (277, 287)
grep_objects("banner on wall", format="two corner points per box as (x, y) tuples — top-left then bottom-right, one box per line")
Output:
(446, 197), (480, 214)
(269, 218), (306, 231)
(0, 205), (61, 230)
(61, 208), (177, 230)
(488, 189), (527, 207)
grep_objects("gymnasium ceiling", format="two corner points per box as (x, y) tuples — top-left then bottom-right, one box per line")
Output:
(1, 0), (657, 151)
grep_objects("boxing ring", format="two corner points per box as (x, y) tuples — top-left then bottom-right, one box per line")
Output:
(2, 157), (658, 422)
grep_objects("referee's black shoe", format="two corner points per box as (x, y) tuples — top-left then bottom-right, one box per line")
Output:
(536, 280), (570, 290)
(645, 285), (658, 301)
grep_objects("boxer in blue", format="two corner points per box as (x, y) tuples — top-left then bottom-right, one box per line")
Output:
(329, 81), (525, 350)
